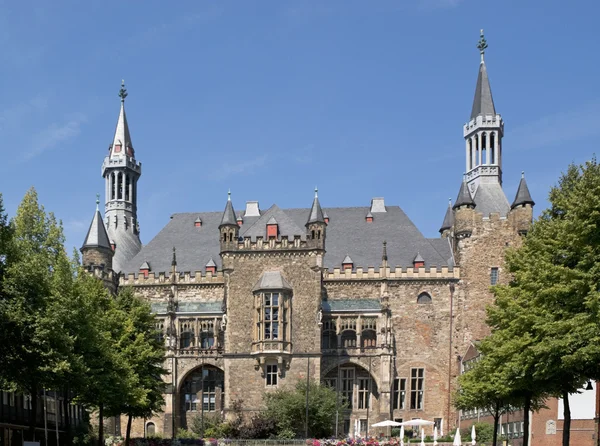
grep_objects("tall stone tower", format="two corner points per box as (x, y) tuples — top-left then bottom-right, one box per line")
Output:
(102, 81), (142, 273)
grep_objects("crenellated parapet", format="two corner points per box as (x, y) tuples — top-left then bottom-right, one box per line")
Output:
(120, 270), (225, 286)
(324, 265), (459, 281)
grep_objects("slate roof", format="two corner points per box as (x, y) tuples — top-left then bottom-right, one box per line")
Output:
(453, 181), (475, 209)
(108, 224), (142, 273)
(322, 299), (381, 312)
(306, 190), (325, 225)
(470, 61), (496, 120)
(439, 201), (454, 233)
(473, 183), (510, 217)
(252, 271), (293, 291)
(511, 174), (535, 209)
(121, 203), (453, 275)
(220, 198), (237, 227)
(82, 209), (111, 250)
(151, 300), (223, 315)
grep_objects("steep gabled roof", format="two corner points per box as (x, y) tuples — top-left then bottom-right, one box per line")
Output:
(242, 205), (305, 241)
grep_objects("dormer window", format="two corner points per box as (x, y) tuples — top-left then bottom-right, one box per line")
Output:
(139, 261), (150, 278)
(413, 253), (425, 269)
(206, 258), (217, 275)
(195, 217), (202, 228)
(266, 217), (278, 239)
(323, 211), (329, 224)
(237, 216), (243, 227)
(342, 255), (353, 271)
(366, 212), (373, 223)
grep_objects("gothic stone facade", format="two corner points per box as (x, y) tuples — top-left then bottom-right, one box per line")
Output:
(80, 38), (535, 439)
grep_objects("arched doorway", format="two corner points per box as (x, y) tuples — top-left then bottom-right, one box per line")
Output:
(323, 362), (379, 437)
(179, 365), (225, 430)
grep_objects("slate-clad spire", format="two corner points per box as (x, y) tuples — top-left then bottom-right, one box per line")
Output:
(440, 198), (455, 233)
(82, 195), (111, 250)
(470, 30), (496, 120)
(453, 178), (475, 209)
(306, 187), (325, 225)
(110, 80), (134, 157)
(220, 190), (237, 227)
(511, 172), (535, 209)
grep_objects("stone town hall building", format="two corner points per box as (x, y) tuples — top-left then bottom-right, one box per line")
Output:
(80, 35), (534, 439)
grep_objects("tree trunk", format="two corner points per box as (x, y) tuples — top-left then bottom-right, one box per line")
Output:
(126, 414), (133, 446)
(98, 403), (104, 446)
(492, 402), (500, 446)
(523, 394), (531, 446)
(28, 387), (38, 442)
(563, 391), (571, 446)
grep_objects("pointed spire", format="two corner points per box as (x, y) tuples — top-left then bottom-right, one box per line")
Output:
(82, 200), (111, 250)
(511, 172), (535, 209)
(306, 187), (325, 226)
(382, 241), (388, 262)
(111, 80), (134, 156)
(470, 30), (496, 120)
(453, 177), (475, 209)
(440, 198), (455, 233)
(220, 190), (237, 227)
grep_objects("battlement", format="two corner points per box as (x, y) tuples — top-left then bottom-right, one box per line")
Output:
(102, 156), (142, 175)
(221, 234), (323, 253)
(324, 265), (459, 281)
(120, 270), (225, 286)
(463, 113), (503, 136)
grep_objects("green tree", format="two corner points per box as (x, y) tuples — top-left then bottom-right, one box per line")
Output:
(489, 158), (600, 446)
(264, 380), (344, 439)
(111, 287), (166, 446)
(0, 188), (77, 441)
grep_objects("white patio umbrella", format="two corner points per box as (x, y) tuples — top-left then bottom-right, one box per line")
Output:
(400, 426), (405, 446)
(399, 419), (435, 427)
(471, 424), (476, 445)
(372, 420), (402, 427)
(453, 427), (462, 446)
(433, 426), (438, 446)
(420, 428), (425, 446)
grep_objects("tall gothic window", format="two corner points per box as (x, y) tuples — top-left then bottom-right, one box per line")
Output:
(341, 368), (355, 409)
(263, 292), (279, 340)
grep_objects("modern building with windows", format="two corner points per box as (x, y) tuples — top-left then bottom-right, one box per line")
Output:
(80, 33), (536, 439)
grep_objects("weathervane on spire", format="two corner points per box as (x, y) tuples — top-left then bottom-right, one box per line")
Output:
(96, 193), (100, 211)
(227, 189), (231, 201)
(477, 29), (488, 63)
(119, 79), (128, 102)
(314, 186), (318, 198)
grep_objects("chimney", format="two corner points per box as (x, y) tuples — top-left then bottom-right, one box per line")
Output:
(245, 201), (261, 217)
(370, 197), (386, 213)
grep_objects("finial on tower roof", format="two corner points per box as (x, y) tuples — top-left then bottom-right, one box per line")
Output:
(227, 189), (231, 201)
(448, 197), (452, 205)
(119, 80), (128, 102)
(522, 171), (525, 178)
(96, 193), (100, 211)
(315, 186), (318, 198)
(477, 29), (488, 63)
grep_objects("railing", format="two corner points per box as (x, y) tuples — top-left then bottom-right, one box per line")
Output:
(251, 340), (292, 354)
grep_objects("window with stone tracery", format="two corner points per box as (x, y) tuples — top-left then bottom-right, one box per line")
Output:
(321, 319), (337, 349)
(254, 291), (291, 345)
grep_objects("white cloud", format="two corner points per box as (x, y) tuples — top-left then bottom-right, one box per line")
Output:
(211, 155), (268, 180)
(24, 113), (87, 161)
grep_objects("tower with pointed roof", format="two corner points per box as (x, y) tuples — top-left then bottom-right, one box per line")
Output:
(102, 81), (142, 273)
(463, 30), (508, 215)
(219, 190), (238, 252)
(306, 187), (327, 250)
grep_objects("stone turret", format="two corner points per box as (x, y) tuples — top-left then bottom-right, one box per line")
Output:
(509, 172), (535, 235)
(453, 179), (475, 239)
(219, 190), (238, 253)
(305, 187), (326, 250)
(439, 199), (454, 237)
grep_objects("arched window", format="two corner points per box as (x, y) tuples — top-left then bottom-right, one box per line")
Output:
(201, 331), (214, 349)
(468, 139), (473, 171)
(180, 331), (193, 349)
(146, 422), (155, 436)
(341, 330), (357, 348)
(361, 330), (377, 349)
(321, 320), (337, 349)
(417, 292), (432, 304)
(490, 132), (496, 164)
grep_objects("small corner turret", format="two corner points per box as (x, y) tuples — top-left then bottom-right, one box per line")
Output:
(219, 190), (239, 253)
(81, 194), (116, 293)
(453, 178), (476, 239)
(306, 187), (326, 250)
(509, 172), (535, 234)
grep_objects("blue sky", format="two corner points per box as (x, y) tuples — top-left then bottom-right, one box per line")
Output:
(0, 0), (598, 253)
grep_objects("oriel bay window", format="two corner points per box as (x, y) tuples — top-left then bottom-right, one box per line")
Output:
(252, 271), (293, 353)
